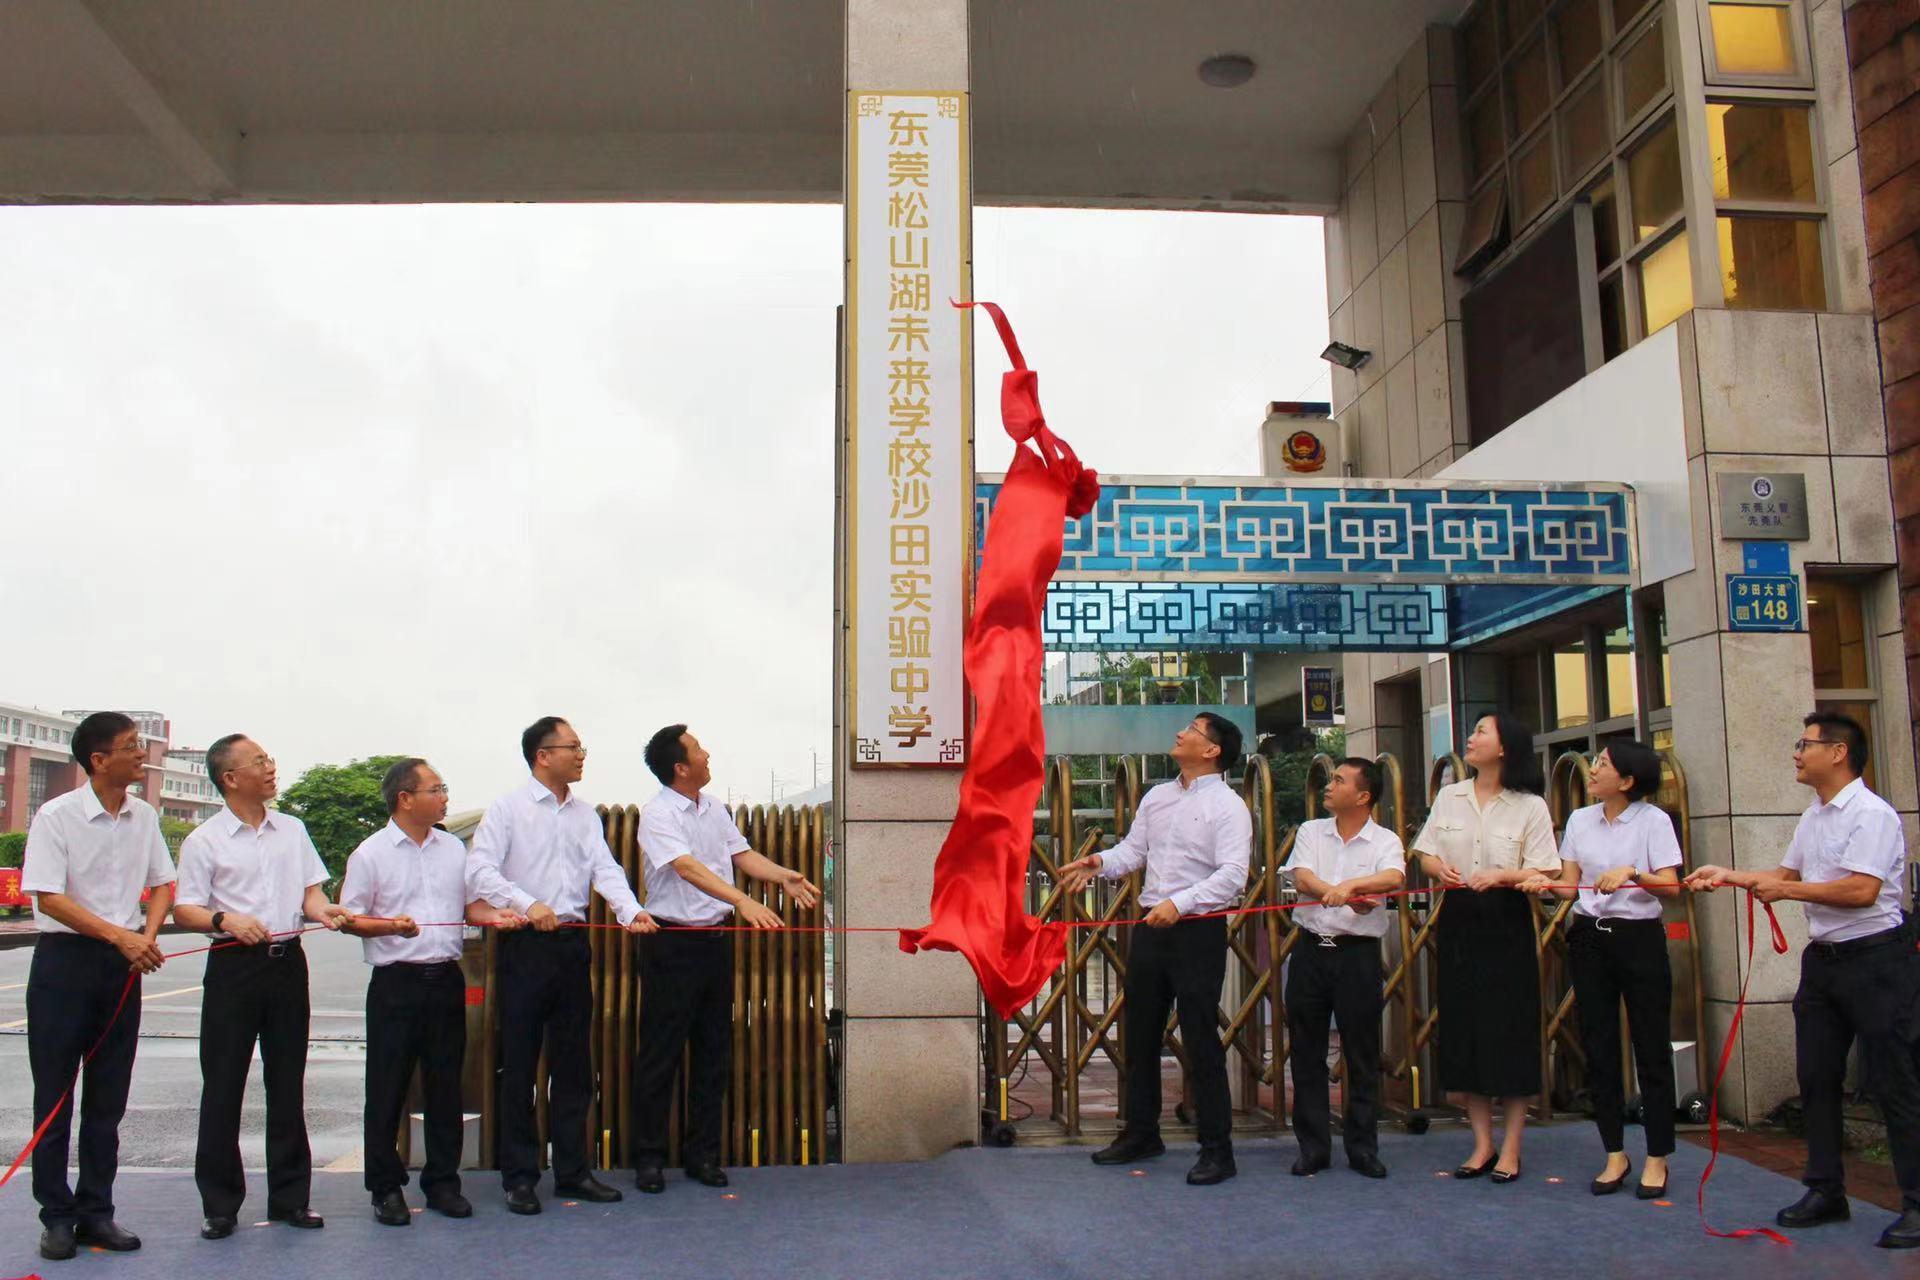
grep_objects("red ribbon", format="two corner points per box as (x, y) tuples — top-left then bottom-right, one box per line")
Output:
(896, 301), (1093, 1018)
(1696, 889), (1792, 1246)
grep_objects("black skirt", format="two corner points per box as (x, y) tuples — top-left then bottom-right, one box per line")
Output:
(1435, 887), (1542, 1097)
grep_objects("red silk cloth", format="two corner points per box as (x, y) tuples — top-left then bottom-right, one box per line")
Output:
(897, 302), (1097, 1018)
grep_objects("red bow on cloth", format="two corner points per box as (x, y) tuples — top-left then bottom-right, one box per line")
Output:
(897, 301), (1096, 1019)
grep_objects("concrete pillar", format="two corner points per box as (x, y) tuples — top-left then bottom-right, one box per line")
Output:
(1, 745), (31, 833)
(836, 0), (979, 1163)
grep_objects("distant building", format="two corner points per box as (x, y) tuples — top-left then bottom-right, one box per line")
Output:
(0, 702), (222, 832)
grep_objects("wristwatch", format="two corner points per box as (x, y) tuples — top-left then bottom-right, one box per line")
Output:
(211, 911), (226, 934)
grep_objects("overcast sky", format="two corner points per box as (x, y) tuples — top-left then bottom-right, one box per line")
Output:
(4, 203), (1327, 812)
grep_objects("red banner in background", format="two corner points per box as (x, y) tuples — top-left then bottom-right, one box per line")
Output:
(897, 302), (1095, 1018)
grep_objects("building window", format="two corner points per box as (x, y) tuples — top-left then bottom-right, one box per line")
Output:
(1457, 0), (1679, 287)
(1704, 94), (1826, 309)
(1807, 573), (1878, 792)
(1700, 0), (1811, 85)
(1639, 227), (1695, 332)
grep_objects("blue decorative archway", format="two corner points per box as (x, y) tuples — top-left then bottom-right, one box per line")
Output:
(975, 474), (1636, 652)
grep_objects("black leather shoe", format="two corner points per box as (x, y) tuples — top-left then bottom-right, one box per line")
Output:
(685, 1163), (729, 1189)
(1777, 1188), (1849, 1228)
(1349, 1154), (1389, 1179)
(1878, 1208), (1920, 1249)
(1090, 1134), (1166, 1166)
(505, 1185), (542, 1216)
(426, 1190), (472, 1219)
(373, 1190), (411, 1227)
(269, 1206), (324, 1229)
(635, 1161), (666, 1195)
(39, 1222), (76, 1261)
(1490, 1163), (1522, 1184)
(75, 1219), (141, 1251)
(1186, 1151), (1238, 1186)
(1290, 1154), (1330, 1176)
(1591, 1161), (1631, 1196)
(200, 1216), (236, 1241)
(1453, 1153), (1498, 1179)
(1635, 1179), (1667, 1201)
(554, 1174), (623, 1204)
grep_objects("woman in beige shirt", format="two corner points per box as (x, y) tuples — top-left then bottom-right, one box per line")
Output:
(1411, 711), (1560, 1183)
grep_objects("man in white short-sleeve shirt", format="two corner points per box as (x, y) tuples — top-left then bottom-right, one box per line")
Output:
(339, 758), (493, 1227)
(1283, 757), (1406, 1179)
(21, 713), (176, 1263)
(172, 734), (351, 1240)
(630, 724), (818, 1194)
(1688, 711), (1920, 1249)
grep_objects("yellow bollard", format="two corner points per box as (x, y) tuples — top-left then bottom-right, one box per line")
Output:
(801, 1129), (810, 1166)
(751, 1129), (760, 1169)
(999, 1078), (1009, 1123)
(602, 1129), (611, 1169)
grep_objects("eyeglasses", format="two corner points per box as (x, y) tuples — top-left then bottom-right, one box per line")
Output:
(540, 741), (586, 755)
(240, 754), (274, 769)
(1793, 738), (1840, 752)
(406, 785), (451, 797)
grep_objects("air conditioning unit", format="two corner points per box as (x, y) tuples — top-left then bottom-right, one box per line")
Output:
(1258, 401), (1348, 478)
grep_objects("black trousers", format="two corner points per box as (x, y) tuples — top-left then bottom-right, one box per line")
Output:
(196, 941), (313, 1218)
(1795, 926), (1920, 1208)
(632, 928), (732, 1169)
(1568, 914), (1675, 1156)
(496, 929), (594, 1188)
(1286, 936), (1384, 1163)
(1122, 916), (1232, 1154)
(27, 934), (142, 1227)
(364, 961), (467, 1199)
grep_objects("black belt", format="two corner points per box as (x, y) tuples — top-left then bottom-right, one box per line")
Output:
(1303, 931), (1380, 948)
(1570, 913), (1665, 934)
(218, 937), (301, 958)
(383, 959), (463, 972)
(1808, 923), (1907, 959)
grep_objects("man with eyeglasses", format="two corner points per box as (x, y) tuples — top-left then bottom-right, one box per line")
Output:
(1056, 713), (1252, 1186)
(340, 759), (500, 1227)
(22, 712), (176, 1263)
(468, 716), (658, 1215)
(1688, 711), (1920, 1250)
(174, 734), (353, 1241)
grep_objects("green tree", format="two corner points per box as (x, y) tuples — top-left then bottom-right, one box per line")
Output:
(0, 831), (24, 869)
(159, 816), (197, 857)
(1267, 727), (1347, 827)
(275, 756), (405, 887)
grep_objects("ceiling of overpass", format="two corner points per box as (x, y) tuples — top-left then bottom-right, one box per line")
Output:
(0, 0), (1464, 210)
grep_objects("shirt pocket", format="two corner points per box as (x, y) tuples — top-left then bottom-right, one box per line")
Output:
(1484, 832), (1523, 868)
(1426, 820), (1470, 861)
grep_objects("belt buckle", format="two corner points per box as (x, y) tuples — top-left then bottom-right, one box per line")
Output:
(267, 941), (289, 958)
(1595, 917), (1614, 935)
(1317, 932), (1337, 948)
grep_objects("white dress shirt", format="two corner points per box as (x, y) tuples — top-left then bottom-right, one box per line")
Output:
(1563, 801), (1683, 922)
(639, 788), (750, 925)
(340, 822), (476, 965)
(1098, 772), (1252, 916)
(1412, 781), (1560, 877)
(1285, 816), (1406, 939)
(21, 784), (176, 935)
(1781, 777), (1909, 943)
(175, 806), (329, 937)
(468, 778), (644, 926)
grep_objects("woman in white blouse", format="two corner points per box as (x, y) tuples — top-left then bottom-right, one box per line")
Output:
(1523, 740), (1681, 1200)
(1411, 712), (1560, 1184)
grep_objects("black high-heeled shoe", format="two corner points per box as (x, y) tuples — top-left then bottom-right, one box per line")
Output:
(1591, 1160), (1632, 1196)
(1635, 1178), (1667, 1200)
(1490, 1162), (1523, 1184)
(1453, 1154), (1499, 1179)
